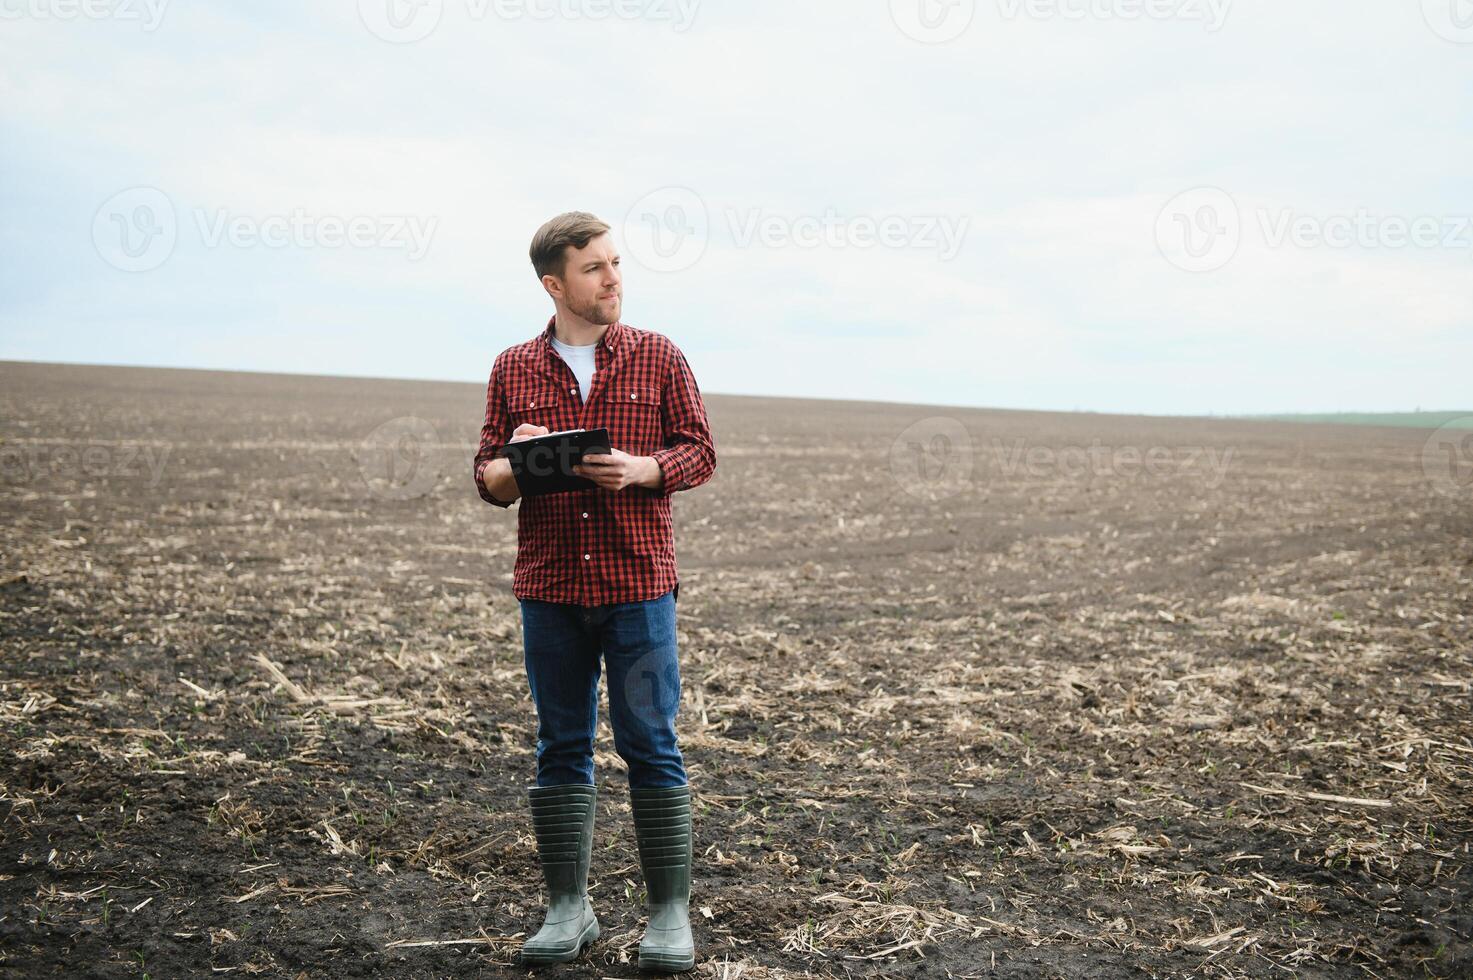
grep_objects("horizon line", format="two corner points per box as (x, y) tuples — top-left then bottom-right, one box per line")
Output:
(2, 357), (1467, 425)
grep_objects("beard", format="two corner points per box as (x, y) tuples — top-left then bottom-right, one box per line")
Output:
(568, 292), (620, 325)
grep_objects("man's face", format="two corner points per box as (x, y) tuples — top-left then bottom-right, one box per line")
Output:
(551, 232), (622, 325)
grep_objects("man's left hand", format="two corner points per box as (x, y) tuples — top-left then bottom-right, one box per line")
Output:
(573, 448), (659, 492)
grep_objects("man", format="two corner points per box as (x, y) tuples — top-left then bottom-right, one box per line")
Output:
(473, 211), (716, 972)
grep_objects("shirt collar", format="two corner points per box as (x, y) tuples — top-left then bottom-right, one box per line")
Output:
(540, 315), (622, 353)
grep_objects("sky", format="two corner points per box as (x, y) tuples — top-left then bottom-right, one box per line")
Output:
(1, 0), (1470, 416)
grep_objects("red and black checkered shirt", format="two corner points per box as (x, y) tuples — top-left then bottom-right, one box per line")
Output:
(474, 317), (716, 606)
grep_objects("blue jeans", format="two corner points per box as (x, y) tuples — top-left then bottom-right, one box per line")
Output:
(519, 587), (687, 789)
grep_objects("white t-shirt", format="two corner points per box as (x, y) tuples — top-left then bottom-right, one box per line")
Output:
(550, 333), (598, 404)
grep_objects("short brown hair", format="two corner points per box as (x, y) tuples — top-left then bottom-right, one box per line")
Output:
(529, 211), (612, 281)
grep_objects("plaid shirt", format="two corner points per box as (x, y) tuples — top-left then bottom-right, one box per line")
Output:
(474, 317), (716, 606)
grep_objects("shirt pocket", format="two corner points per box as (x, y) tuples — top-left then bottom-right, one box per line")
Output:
(504, 383), (566, 436)
(611, 383), (663, 453)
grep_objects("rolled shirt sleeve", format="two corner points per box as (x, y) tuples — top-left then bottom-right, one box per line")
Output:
(474, 356), (515, 508)
(650, 345), (716, 496)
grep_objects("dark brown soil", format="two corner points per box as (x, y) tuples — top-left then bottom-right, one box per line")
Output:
(1, 359), (1468, 979)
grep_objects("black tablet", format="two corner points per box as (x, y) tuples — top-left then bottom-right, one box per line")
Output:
(501, 427), (613, 498)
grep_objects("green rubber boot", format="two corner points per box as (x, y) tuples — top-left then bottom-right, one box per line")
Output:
(520, 783), (600, 965)
(630, 784), (696, 973)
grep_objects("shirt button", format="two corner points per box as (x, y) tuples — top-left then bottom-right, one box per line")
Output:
(630, 393), (636, 399)
(583, 553), (591, 560)
(582, 512), (589, 518)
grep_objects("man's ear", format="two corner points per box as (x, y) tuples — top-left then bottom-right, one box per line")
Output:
(541, 274), (563, 300)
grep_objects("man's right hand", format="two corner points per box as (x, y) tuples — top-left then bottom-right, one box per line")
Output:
(509, 423), (550, 444)
(481, 425), (549, 506)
